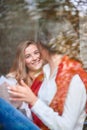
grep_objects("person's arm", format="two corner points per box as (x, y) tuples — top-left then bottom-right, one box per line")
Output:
(7, 76), (33, 118)
(31, 75), (86, 130)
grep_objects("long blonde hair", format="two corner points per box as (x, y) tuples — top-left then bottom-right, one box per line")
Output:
(8, 40), (38, 85)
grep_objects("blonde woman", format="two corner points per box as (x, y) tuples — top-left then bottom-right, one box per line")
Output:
(0, 40), (43, 130)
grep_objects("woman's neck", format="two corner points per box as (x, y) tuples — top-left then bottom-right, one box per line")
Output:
(28, 69), (42, 81)
(48, 54), (63, 77)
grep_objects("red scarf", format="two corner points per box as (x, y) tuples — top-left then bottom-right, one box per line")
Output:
(30, 56), (87, 130)
(29, 73), (44, 127)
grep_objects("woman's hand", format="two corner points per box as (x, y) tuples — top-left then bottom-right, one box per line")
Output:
(8, 80), (38, 106)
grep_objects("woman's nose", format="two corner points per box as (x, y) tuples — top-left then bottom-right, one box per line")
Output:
(32, 55), (38, 60)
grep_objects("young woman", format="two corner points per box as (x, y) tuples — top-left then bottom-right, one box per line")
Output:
(7, 40), (43, 117)
(0, 40), (43, 130)
(0, 32), (87, 130)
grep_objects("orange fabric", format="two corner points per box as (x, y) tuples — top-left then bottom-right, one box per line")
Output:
(30, 56), (87, 130)
(50, 56), (87, 115)
(31, 73), (44, 96)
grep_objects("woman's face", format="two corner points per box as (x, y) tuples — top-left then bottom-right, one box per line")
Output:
(24, 44), (43, 72)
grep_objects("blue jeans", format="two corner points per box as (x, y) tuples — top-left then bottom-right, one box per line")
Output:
(0, 98), (40, 130)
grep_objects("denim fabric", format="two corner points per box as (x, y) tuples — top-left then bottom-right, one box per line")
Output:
(0, 98), (40, 130)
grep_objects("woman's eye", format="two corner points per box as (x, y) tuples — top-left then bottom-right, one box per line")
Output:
(25, 55), (31, 59)
(34, 51), (40, 55)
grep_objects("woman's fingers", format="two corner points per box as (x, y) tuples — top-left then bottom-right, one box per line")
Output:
(7, 86), (17, 92)
(8, 90), (25, 98)
(9, 97), (26, 101)
(7, 83), (36, 104)
(20, 80), (28, 88)
(7, 86), (25, 99)
(8, 85), (25, 93)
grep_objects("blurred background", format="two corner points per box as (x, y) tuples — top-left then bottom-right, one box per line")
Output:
(0, 0), (87, 75)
